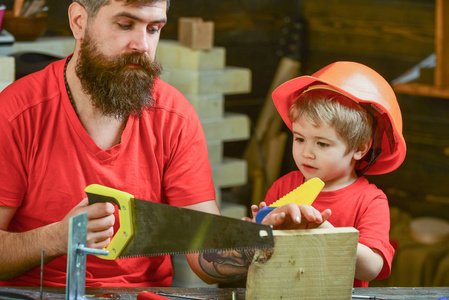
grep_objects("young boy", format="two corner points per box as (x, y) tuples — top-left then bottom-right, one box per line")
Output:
(253, 61), (406, 287)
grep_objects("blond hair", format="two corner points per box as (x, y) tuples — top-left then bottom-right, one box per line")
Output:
(288, 89), (374, 154)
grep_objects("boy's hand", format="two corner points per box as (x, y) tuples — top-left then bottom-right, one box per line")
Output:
(255, 204), (331, 230)
(241, 201), (267, 223)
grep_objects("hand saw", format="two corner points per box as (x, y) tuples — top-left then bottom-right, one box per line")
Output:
(255, 177), (325, 223)
(85, 184), (274, 260)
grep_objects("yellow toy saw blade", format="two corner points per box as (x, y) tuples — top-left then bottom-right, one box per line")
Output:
(269, 177), (325, 208)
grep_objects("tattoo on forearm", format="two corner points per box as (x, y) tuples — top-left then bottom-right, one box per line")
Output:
(198, 248), (273, 280)
(198, 249), (253, 280)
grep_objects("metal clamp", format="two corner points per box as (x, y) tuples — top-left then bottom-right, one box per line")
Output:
(66, 212), (109, 300)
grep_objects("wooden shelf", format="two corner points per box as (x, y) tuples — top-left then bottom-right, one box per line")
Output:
(394, 0), (449, 98)
(394, 83), (449, 99)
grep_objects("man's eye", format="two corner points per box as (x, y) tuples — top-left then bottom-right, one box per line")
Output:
(119, 23), (132, 30)
(147, 26), (160, 34)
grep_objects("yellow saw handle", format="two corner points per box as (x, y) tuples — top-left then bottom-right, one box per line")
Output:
(85, 184), (135, 260)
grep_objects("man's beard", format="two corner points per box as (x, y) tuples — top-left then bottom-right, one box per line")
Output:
(75, 33), (162, 119)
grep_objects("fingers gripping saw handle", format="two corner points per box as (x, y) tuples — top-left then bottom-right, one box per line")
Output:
(85, 184), (135, 260)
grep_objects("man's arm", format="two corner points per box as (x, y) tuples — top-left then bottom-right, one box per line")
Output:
(0, 205), (65, 280)
(182, 200), (250, 284)
(0, 199), (115, 281)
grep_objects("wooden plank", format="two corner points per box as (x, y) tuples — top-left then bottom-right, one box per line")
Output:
(13, 0), (24, 16)
(435, 0), (449, 87)
(246, 228), (358, 300)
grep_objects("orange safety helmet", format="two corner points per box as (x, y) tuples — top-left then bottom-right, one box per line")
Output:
(272, 61), (406, 175)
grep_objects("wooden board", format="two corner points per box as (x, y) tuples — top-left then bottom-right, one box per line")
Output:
(435, 0), (449, 88)
(246, 228), (359, 300)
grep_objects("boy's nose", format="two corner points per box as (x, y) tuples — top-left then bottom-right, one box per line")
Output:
(302, 143), (315, 159)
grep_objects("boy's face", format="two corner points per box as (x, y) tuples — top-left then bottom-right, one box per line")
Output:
(292, 115), (361, 191)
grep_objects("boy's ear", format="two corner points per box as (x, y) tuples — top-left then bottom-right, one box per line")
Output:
(353, 140), (373, 161)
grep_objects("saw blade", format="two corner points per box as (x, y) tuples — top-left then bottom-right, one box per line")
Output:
(86, 184), (274, 259)
(120, 199), (274, 258)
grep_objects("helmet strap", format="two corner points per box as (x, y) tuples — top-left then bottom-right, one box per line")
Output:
(356, 105), (397, 176)
(357, 117), (382, 176)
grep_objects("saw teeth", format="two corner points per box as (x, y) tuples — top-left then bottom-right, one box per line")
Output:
(253, 248), (274, 263)
(269, 177), (324, 208)
(119, 253), (170, 259)
(118, 246), (275, 259)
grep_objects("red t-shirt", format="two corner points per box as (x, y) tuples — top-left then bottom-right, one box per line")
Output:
(0, 57), (215, 287)
(264, 171), (394, 287)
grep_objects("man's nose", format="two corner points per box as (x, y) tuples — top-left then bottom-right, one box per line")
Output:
(129, 29), (150, 53)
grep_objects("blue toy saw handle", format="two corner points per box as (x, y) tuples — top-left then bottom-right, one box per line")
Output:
(255, 206), (275, 223)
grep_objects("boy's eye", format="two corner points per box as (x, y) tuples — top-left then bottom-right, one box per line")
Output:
(317, 142), (329, 147)
(294, 137), (305, 143)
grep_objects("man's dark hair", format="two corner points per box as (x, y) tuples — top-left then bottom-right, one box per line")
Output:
(73, 0), (170, 17)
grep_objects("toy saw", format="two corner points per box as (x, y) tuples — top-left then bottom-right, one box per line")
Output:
(255, 177), (325, 223)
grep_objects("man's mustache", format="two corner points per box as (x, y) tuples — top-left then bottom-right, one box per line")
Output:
(116, 53), (152, 69)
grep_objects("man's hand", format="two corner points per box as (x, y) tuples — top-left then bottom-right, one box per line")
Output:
(58, 198), (116, 252)
(0, 197), (116, 280)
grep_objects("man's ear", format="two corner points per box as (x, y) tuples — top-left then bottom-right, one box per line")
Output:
(68, 2), (88, 40)
(353, 140), (372, 161)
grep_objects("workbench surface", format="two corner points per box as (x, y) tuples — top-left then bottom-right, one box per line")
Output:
(1, 286), (448, 299)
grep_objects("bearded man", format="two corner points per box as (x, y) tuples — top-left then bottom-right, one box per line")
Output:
(0, 0), (224, 287)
